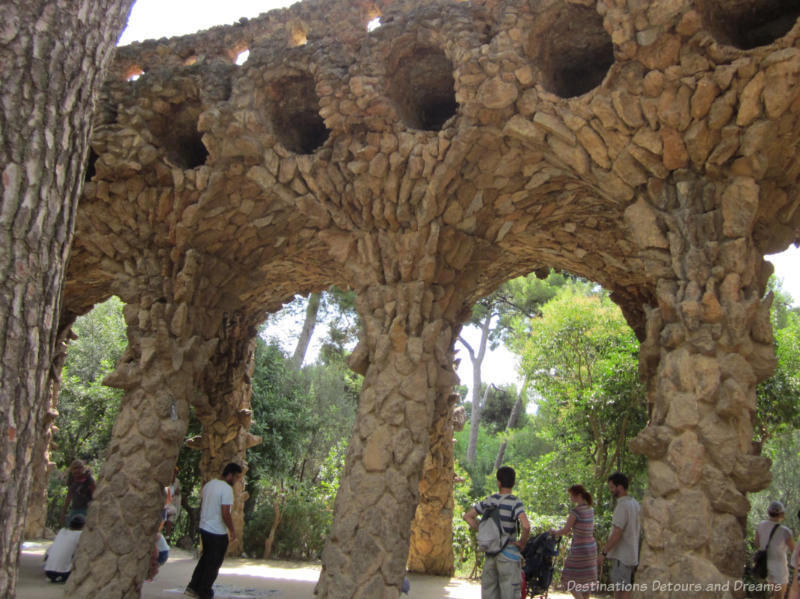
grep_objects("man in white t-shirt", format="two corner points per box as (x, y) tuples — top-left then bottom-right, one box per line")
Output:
(185, 463), (243, 599)
(755, 500), (795, 598)
(599, 472), (641, 599)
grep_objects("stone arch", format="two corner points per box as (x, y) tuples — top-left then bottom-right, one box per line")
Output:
(385, 44), (458, 131)
(19, 1), (800, 598)
(525, 3), (614, 98)
(265, 72), (331, 154)
(697, 0), (800, 50)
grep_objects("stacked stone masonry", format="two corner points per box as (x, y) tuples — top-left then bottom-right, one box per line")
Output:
(53, 0), (800, 597)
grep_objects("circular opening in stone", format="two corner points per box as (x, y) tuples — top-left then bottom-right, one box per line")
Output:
(84, 149), (98, 182)
(126, 67), (144, 82)
(148, 102), (209, 169)
(698, 0), (800, 49)
(527, 5), (614, 99)
(386, 45), (458, 131)
(288, 20), (308, 47)
(266, 74), (331, 154)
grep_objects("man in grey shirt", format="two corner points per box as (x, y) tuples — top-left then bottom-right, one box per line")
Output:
(598, 472), (640, 599)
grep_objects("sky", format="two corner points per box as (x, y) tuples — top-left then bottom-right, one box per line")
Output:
(117, 1), (297, 45)
(119, 0), (800, 390)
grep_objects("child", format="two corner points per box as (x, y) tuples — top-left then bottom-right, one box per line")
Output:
(44, 515), (84, 582)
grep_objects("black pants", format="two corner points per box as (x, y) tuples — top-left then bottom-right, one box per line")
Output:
(188, 530), (228, 599)
(45, 570), (70, 583)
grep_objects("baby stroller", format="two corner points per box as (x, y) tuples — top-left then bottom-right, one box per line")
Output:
(521, 532), (561, 598)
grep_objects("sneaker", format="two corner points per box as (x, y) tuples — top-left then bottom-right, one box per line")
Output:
(184, 587), (198, 597)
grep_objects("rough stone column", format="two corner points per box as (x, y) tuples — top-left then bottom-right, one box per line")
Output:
(630, 177), (775, 597)
(24, 319), (76, 539)
(186, 311), (261, 556)
(66, 254), (223, 599)
(316, 276), (464, 599)
(407, 390), (459, 576)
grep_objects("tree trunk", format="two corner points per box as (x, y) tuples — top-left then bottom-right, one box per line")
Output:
(263, 496), (285, 559)
(291, 291), (321, 367)
(0, 2), (133, 596)
(462, 315), (493, 464)
(494, 377), (528, 470)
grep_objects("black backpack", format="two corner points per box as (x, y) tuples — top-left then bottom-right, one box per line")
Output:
(752, 524), (779, 579)
(522, 532), (561, 595)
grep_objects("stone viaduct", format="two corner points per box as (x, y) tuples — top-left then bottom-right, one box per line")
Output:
(23, 0), (800, 597)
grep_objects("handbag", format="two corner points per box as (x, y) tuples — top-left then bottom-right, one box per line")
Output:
(753, 523), (780, 579)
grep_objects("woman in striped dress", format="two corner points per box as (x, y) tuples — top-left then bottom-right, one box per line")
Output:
(549, 484), (598, 599)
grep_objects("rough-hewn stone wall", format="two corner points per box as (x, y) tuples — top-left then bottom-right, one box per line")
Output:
(54, 0), (800, 597)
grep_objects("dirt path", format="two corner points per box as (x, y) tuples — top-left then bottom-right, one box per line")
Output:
(19, 541), (570, 599)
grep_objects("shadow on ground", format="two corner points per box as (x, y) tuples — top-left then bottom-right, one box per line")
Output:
(19, 541), (569, 598)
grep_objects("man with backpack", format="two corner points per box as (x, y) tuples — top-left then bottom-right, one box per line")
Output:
(464, 466), (531, 599)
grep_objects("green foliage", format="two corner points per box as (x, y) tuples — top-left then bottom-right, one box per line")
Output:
(45, 473), (69, 531)
(748, 430), (800, 535)
(248, 340), (310, 479)
(52, 297), (127, 468)
(767, 276), (797, 331)
(454, 424), (501, 497)
(502, 414), (554, 464)
(243, 485), (333, 560)
(756, 301), (800, 440)
(467, 270), (569, 349)
(264, 286), (360, 363)
(515, 286), (648, 501)
(243, 444), (345, 560)
(478, 383), (526, 434)
(451, 464), (478, 576)
(247, 338), (358, 483)
(243, 332), (357, 558)
(46, 297), (127, 529)
(297, 362), (360, 479)
(514, 452), (593, 518)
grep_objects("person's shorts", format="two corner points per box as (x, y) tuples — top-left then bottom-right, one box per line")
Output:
(157, 550), (169, 565)
(610, 559), (635, 586)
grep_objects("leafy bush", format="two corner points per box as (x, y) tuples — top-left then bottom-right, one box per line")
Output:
(244, 443), (345, 560)
(452, 464), (477, 576)
(243, 484), (333, 561)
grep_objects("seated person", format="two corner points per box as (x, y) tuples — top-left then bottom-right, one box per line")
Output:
(146, 529), (170, 581)
(156, 532), (169, 566)
(44, 515), (84, 582)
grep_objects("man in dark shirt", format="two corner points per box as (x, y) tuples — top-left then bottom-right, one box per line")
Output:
(61, 459), (95, 525)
